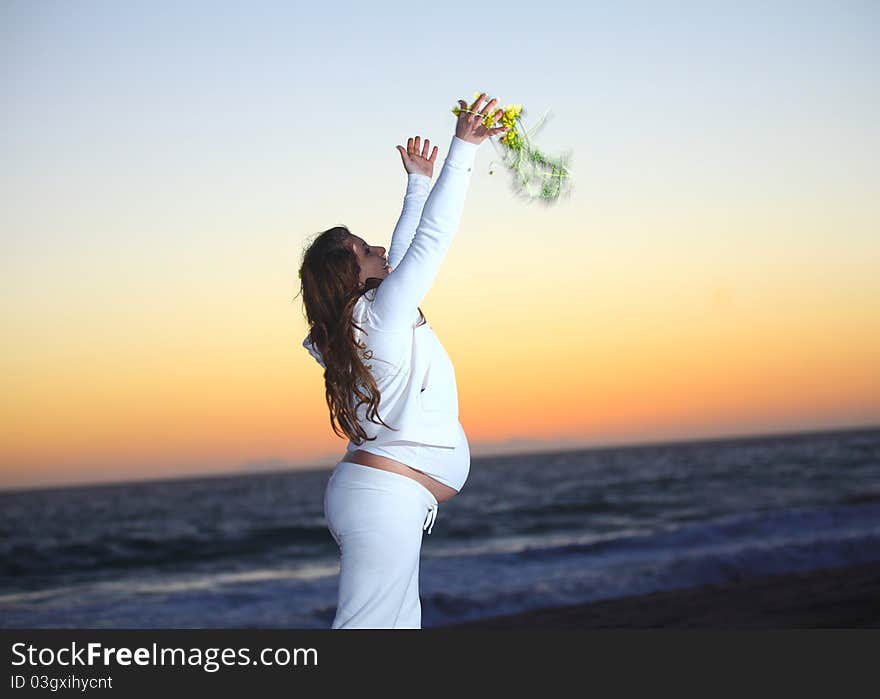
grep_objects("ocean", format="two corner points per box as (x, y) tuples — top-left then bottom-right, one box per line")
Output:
(1, 425), (878, 628)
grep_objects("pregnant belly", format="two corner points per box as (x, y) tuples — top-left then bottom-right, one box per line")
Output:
(346, 450), (460, 504)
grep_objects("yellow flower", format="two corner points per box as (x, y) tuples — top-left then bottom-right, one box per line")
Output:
(481, 107), (502, 127)
(501, 129), (524, 151)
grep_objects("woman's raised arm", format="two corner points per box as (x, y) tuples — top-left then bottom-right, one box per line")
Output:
(368, 134), (478, 329)
(369, 94), (507, 330)
(385, 136), (438, 269)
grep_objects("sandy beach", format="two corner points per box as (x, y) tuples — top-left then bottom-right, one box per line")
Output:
(435, 561), (880, 629)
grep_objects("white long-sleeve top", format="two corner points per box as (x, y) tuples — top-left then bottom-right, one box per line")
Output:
(303, 134), (479, 481)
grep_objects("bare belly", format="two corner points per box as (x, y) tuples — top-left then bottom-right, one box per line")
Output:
(345, 449), (459, 504)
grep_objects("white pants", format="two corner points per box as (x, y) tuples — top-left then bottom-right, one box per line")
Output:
(323, 460), (439, 629)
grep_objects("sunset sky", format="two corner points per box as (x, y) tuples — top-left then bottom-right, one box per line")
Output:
(3, 1), (878, 491)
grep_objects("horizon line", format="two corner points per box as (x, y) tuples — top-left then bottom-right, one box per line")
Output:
(1, 421), (877, 496)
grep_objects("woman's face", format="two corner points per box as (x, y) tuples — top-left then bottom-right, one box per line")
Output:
(348, 234), (391, 284)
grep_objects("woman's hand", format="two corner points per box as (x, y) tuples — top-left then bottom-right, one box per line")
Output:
(396, 136), (438, 177)
(455, 93), (508, 145)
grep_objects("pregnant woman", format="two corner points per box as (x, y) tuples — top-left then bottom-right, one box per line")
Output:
(298, 93), (508, 628)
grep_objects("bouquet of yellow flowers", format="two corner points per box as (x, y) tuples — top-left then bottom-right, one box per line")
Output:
(452, 91), (572, 204)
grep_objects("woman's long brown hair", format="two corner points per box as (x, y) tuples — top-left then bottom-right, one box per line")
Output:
(295, 225), (425, 445)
